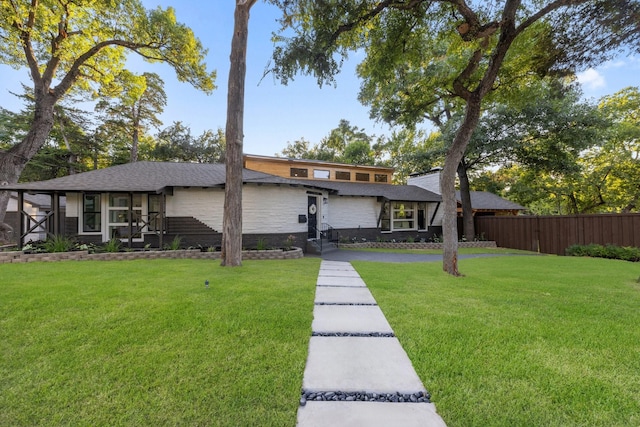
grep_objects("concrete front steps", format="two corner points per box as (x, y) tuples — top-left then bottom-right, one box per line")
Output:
(297, 260), (447, 427)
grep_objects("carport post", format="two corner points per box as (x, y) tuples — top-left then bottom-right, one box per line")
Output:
(18, 191), (24, 250)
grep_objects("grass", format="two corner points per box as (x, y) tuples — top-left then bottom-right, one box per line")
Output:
(352, 256), (640, 427)
(0, 258), (320, 426)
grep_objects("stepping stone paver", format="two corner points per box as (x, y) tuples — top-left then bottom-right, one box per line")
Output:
(312, 305), (393, 334)
(314, 287), (377, 305)
(302, 336), (426, 393)
(297, 401), (447, 427)
(318, 269), (361, 278)
(316, 276), (366, 287)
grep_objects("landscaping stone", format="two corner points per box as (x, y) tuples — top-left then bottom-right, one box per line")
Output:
(302, 336), (427, 394)
(312, 305), (394, 335)
(297, 401), (447, 427)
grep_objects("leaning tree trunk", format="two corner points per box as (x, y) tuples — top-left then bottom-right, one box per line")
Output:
(441, 96), (483, 276)
(0, 95), (57, 224)
(457, 161), (475, 241)
(221, 0), (256, 266)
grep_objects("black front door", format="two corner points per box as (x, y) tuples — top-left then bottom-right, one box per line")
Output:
(308, 196), (318, 238)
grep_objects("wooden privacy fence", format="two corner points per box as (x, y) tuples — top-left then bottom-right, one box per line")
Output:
(475, 214), (640, 255)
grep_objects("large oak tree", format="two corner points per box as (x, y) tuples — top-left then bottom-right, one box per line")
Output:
(0, 0), (216, 224)
(268, 0), (639, 275)
(221, 0), (258, 267)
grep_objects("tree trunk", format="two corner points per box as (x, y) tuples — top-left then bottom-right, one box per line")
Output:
(457, 161), (475, 241)
(441, 95), (482, 276)
(221, 1), (255, 266)
(131, 116), (140, 163)
(0, 95), (56, 224)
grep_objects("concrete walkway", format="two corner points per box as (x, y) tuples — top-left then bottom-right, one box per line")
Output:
(297, 260), (447, 427)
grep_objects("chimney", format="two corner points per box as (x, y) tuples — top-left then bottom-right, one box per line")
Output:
(407, 167), (442, 195)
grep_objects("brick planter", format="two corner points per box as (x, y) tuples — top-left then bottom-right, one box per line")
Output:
(338, 241), (497, 250)
(0, 247), (303, 264)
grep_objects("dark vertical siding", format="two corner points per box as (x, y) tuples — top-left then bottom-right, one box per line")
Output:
(476, 214), (640, 255)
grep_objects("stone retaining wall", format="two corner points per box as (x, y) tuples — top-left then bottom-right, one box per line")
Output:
(338, 241), (497, 250)
(0, 247), (303, 264)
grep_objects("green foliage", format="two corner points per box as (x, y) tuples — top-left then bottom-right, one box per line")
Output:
(256, 237), (269, 251)
(278, 119), (380, 165)
(95, 71), (167, 163)
(103, 238), (122, 253)
(152, 121), (226, 163)
(566, 244), (640, 262)
(0, 2), (215, 95)
(164, 235), (182, 251)
(42, 235), (76, 253)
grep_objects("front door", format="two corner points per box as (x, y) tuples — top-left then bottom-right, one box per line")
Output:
(308, 196), (318, 238)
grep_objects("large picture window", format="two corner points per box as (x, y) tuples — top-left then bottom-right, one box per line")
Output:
(83, 194), (101, 232)
(381, 201), (425, 232)
(393, 202), (415, 230)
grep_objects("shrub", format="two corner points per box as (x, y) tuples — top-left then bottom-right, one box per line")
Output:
(256, 237), (269, 250)
(283, 235), (296, 251)
(164, 236), (183, 251)
(566, 244), (640, 262)
(43, 235), (77, 253)
(103, 238), (122, 253)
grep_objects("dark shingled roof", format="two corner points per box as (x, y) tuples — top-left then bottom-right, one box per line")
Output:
(456, 191), (525, 211)
(2, 161), (441, 202)
(2, 162), (299, 193)
(317, 181), (441, 202)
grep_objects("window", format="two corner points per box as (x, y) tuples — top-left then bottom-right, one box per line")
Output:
(355, 172), (370, 182)
(108, 193), (142, 239)
(290, 167), (308, 178)
(313, 169), (330, 179)
(380, 201), (391, 232)
(417, 202), (427, 230)
(335, 171), (351, 181)
(375, 174), (388, 183)
(148, 194), (163, 232)
(83, 194), (101, 232)
(392, 202), (416, 230)
(381, 201), (426, 232)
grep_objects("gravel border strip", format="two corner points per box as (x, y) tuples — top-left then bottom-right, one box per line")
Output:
(300, 390), (431, 406)
(311, 332), (395, 337)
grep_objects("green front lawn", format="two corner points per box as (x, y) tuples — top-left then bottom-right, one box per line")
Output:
(353, 256), (640, 427)
(0, 258), (320, 426)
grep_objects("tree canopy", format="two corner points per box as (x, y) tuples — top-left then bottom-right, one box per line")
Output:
(0, 0), (216, 223)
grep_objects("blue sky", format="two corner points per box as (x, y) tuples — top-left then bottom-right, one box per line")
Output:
(0, 1), (638, 157)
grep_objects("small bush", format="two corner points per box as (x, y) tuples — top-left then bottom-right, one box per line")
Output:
(164, 236), (182, 251)
(566, 244), (640, 262)
(103, 238), (122, 253)
(283, 235), (296, 251)
(43, 235), (77, 253)
(256, 237), (269, 251)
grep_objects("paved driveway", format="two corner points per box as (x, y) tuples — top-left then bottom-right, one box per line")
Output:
(320, 249), (514, 263)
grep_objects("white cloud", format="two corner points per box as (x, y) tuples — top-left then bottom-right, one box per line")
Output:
(576, 68), (606, 90)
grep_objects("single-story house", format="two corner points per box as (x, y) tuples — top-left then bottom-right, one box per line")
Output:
(3, 158), (444, 250)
